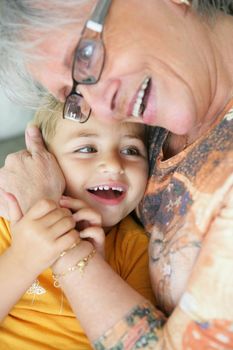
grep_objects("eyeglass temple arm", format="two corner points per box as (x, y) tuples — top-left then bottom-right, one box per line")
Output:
(87, 0), (112, 33)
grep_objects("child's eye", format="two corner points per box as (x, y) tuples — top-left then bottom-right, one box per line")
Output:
(121, 147), (140, 156)
(74, 146), (97, 153)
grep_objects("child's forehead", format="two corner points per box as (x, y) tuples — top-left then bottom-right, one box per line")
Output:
(122, 121), (145, 133)
(121, 122), (146, 139)
(59, 116), (145, 139)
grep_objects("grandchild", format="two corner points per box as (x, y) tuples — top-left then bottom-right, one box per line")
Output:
(0, 98), (154, 349)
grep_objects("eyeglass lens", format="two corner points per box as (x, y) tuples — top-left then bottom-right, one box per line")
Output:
(63, 93), (91, 123)
(73, 38), (105, 84)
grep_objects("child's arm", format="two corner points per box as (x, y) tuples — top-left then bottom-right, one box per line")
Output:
(60, 196), (105, 257)
(0, 196), (78, 322)
(51, 189), (233, 349)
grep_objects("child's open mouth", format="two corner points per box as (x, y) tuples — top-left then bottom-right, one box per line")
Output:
(87, 185), (126, 204)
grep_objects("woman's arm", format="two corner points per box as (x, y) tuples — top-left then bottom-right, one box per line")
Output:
(52, 188), (233, 349)
(2, 131), (232, 348)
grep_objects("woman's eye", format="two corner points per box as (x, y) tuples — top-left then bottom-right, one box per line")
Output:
(121, 147), (140, 156)
(74, 146), (97, 153)
(77, 41), (94, 61)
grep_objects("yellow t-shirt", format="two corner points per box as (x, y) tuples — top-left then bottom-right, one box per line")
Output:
(0, 215), (154, 350)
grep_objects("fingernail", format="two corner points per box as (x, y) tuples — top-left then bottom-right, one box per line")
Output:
(60, 197), (68, 204)
(26, 125), (40, 137)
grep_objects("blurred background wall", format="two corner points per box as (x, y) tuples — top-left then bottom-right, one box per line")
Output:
(0, 87), (34, 166)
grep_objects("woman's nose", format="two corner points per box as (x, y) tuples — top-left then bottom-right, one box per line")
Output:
(79, 79), (126, 122)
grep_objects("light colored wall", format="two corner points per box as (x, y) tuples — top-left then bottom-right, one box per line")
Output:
(0, 87), (34, 165)
(0, 88), (33, 140)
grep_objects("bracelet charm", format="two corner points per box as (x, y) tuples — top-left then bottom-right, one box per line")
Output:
(53, 248), (96, 288)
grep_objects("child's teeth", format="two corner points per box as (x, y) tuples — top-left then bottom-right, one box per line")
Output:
(90, 186), (124, 192)
(117, 187), (123, 192)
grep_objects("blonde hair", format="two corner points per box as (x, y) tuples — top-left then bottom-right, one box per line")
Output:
(33, 96), (64, 147)
(34, 95), (149, 151)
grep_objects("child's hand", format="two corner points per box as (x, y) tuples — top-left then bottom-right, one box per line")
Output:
(60, 196), (105, 258)
(9, 198), (79, 276)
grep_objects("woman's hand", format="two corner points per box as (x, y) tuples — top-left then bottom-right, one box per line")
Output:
(0, 125), (65, 219)
(60, 196), (105, 258)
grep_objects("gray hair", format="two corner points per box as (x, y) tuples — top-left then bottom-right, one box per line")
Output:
(193, 0), (233, 13)
(0, 0), (232, 108)
(0, 0), (89, 108)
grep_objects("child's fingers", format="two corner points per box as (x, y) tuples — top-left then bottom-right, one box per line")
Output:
(79, 227), (105, 257)
(60, 196), (87, 211)
(39, 207), (72, 227)
(79, 226), (105, 243)
(55, 228), (81, 257)
(73, 208), (102, 227)
(49, 215), (77, 239)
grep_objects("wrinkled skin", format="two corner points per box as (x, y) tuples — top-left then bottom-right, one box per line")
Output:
(0, 126), (65, 219)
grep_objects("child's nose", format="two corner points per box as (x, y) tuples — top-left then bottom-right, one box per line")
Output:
(98, 155), (124, 175)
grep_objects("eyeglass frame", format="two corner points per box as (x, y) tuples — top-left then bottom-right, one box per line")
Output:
(63, 0), (112, 123)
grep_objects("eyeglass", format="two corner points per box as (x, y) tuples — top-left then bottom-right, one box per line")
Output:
(63, 0), (112, 123)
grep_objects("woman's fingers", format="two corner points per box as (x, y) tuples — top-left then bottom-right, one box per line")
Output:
(26, 199), (58, 220)
(25, 125), (46, 155)
(4, 192), (23, 225)
(0, 126), (65, 216)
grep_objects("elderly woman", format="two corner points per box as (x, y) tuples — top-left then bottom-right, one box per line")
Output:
(0, 0), (233, 349)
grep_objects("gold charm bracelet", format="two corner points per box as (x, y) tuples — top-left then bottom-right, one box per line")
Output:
(53, 248), (96, 288)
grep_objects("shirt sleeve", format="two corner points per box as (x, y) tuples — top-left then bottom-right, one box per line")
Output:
(0, 217), (11, 253)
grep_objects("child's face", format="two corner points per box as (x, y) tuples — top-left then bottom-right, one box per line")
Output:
(48, 116), (148, 228)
